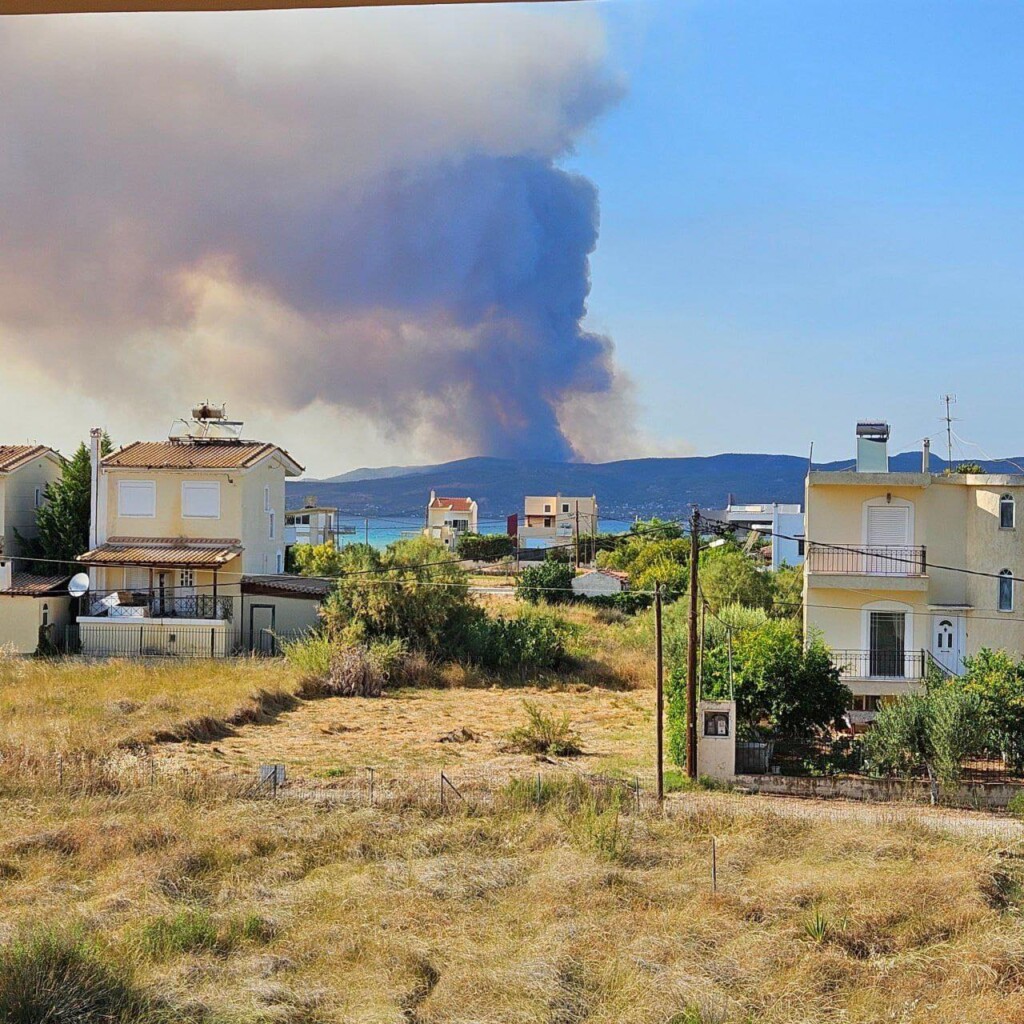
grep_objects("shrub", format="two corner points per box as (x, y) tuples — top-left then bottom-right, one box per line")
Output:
(504, 701), (582, 756)
(461, 612), (572, 672)
(456, 533), (515, 562)
(0, 929), (154, 1024)
(299, 646), (385, 699)
(1007, 791), (1024, 820)
(516, 561), (576, 604)
(280, 631), (333, 681)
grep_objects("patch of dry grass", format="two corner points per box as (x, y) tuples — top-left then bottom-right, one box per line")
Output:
(0, 785), (1022, 1023)
(0, 658), (302, 757)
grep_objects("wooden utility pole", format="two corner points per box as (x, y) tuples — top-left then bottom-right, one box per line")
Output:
(574, 500), (580, 570)
(655, 582), (664, 804)
(364, 517), (369, 547)
(686, 507), (700, 779)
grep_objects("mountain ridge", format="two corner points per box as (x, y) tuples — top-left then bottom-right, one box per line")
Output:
(287, 452), (1024, 519)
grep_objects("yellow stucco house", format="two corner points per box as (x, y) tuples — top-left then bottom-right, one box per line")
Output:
(0, 444), (64, 559)
(805, 422), (1024, 726)
(76, 424), (303, 657)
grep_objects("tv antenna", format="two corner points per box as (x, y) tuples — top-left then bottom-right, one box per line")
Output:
(942, 394), (957, 469)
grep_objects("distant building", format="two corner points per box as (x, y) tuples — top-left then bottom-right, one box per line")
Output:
(285, 497), (337, 550)
(424, 491), (478, 551)
(519, 494), (598, 549)
(702, 499), (804, 571)
(571, 568), (629, 598)
(0, 563), (72, 654)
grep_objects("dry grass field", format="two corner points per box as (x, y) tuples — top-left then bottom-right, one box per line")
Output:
(1, 783), (1023, 1024)
(5, 605), (1024, 1022)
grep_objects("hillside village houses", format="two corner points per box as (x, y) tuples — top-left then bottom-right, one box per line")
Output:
(804, 421), (1024, 727)
(74, 408), (306, 656)
(0, 445), (73, 652)
(423, 491), (478, 551)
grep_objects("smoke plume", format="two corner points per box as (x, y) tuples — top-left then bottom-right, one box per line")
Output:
(0, 8), (631, 464)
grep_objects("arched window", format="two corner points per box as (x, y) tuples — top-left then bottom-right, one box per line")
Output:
(999, 569), (1014, 612)
(1001, 494), (1016, 529)
(41, 603), (49, 627)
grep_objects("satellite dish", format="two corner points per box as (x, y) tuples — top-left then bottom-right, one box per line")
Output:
(68, 573), (91, 598)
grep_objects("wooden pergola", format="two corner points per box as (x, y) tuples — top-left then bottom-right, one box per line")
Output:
(3, 0), (578, 13)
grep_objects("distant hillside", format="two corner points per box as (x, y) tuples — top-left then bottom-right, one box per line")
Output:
(287, 452), (1024, 519)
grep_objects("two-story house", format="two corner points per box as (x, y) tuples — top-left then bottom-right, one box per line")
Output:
(423, 491), (478, 551)
(76, 420), (302, 656)
(805, 421), (1024, 726)
(0, 445), (72, 653)
(285, 498), (337, 550)
(0, 444), (64, 558)
(518, 494), (598, 549)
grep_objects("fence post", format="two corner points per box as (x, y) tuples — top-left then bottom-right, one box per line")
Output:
(440, 771), (446, 812)
(536, 771), (542, 807)
(210, 628), (215, 659)
(634, 776), (640, 814)
(58, 754), (63, 789)
(272, 770), (278, 799)
(711, 836), (717, 893)
(367, 767), (375, 806)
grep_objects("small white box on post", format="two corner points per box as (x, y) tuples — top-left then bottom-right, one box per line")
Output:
(696, 699), (736, 782)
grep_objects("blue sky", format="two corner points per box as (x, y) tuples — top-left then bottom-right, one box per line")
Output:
(572, 0), (1024, 462)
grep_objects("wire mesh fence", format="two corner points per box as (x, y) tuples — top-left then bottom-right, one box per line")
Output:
(0, 750), (647, 815)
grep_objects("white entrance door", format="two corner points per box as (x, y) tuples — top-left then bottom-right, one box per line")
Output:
(865, 505), (911, 574)
(931, 614), (962, 675)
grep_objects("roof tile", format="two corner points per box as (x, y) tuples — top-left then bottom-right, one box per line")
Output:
(104, 440), (303, 472)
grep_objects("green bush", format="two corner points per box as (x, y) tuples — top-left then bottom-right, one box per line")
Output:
(515, 561), (576, 604)
(504, 700), (583, 756)
(0, 929), (156, 1024)
(1007, 791), (1024, 819)
(280, 631), (333, 680)
(456, 533), (515, 561)
(461, 612), (573, 671)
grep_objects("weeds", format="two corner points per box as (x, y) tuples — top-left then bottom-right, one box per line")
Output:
(504, 700), (583, 756)
(804, 907), (832, 944)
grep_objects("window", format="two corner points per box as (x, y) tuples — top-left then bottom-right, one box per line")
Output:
(561, 503), (570, 514)
(797, 539), (806, 556)
(869, 611), (905, 677)
(181, 481), (220, 518)
(703, 711), (730, 737)
(41, 603), (49, 627)
(264, 486), (271, 512)
(118, 480), (156, 517)
(269, 510), (276, 540)
(276, 551), (283, 573)
(1001, 494), (1016, 529)
(544, 517), (552, 528)
(34, 487), (42, 509)
(179, 569), (194, 589)
(999, 569), (1014, 612)
(852, 695), (881, 713)
(544, 504), (552, 513)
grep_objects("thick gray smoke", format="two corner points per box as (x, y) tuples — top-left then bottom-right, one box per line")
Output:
(0, 9), (628, 462)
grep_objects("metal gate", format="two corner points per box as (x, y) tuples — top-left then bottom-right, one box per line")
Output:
(735, 740), (774, 775)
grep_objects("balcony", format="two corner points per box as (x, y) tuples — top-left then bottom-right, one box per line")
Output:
(82, 591), (234, 621)
(807, 543), (926, 576)
(831, 649), (926, 681)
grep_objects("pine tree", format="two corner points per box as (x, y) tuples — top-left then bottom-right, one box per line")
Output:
(16, 433), (113, 574)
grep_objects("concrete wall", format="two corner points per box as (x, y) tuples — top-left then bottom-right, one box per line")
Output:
(240, 594), (323, 649)
(77, 617), (234, 657)
(735, 771), (1022, 810)
(572, 572), (626, 597)
(0, 595), (72, 654)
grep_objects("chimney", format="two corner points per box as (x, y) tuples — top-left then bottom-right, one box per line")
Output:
(856, 421), (890, 473)
(922, 438), (931, 473)
(89, 428), (103, 551)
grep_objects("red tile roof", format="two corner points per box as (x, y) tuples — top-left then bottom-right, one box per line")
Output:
(429, 496), (474, 512)
(1, 573), (71, 596)
(104, 440), (303, 472)
(0, 445), (58, 474)
(78, 539), (242, 568)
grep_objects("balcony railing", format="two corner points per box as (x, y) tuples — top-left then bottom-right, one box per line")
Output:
(83, 591), (234, 622)
(831, 649), (926, 680)
(806, 543), (926, 576)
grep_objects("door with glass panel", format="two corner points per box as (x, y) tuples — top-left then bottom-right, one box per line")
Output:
(869, 611), (905, 677)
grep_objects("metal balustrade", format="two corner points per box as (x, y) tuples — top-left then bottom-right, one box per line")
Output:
(806, 543), (926, 576)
